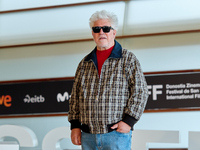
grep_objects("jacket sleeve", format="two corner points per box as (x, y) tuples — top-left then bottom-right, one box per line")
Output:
(68, 60), (83, 129)
(123, 53), (149, 127)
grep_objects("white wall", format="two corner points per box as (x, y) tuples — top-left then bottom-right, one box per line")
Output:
(1, 0), (200, 149)
(1, 33), (200, 150)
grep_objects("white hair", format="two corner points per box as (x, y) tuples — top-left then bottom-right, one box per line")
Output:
(89, 10), (118, 30)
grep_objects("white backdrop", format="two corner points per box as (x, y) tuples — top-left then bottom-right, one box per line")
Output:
(1, 0), (200, 149)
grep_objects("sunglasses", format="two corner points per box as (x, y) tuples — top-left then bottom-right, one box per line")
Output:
(92, 26), (114, 33)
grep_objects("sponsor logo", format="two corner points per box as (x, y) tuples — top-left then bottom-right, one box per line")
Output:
(0, 95), (12, 107)
(57, 92), (70, 102)
(24, 95), (45, 103)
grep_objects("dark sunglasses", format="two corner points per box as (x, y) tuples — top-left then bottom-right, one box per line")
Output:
(92, 26), (114, 33)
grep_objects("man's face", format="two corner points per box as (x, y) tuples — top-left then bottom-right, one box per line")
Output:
(92, 19), (116, 51)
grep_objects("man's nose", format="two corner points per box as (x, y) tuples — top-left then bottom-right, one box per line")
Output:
(99, 28), (104, 33)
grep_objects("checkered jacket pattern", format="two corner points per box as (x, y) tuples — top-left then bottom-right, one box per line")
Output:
(68, 41), (148, 134)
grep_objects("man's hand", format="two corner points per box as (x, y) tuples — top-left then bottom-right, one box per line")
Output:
(111, 121), (131, 133)
(71, 128), (81, 145)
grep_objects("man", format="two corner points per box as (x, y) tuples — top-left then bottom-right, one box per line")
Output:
(68, 10), (148, 150)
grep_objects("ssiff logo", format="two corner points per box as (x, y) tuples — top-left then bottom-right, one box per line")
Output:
(0, 95), (12, 107)
(147, 85), (163, 100)
(57, 92), (70, 102)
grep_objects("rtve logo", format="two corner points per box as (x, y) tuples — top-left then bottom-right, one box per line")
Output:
(57, 92), (71, 102)
(148, 85), (163, 100)
(0, 95), (12, 107)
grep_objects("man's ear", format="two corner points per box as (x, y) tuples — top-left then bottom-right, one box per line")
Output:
(113, 30), (117, 38)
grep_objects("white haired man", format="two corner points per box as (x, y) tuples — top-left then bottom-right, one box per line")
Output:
(68, 10), (148, 150)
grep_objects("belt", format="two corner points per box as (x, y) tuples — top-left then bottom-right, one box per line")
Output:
(81, 123), (117, 133)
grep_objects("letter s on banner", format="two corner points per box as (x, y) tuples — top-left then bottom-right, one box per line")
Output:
(42, 126), (81, 150)
(0, 125), (38, 147)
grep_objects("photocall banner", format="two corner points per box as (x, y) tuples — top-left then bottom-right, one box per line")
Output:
(145, 72), (200, 110)
(0, 79), (74, 116)
(0, 71), (200, 116)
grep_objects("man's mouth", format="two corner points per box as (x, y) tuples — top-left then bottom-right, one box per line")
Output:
(99, 37), (106, 40)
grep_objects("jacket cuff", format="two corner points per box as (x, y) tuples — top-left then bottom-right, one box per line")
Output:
(122, 114), (138, 129)
(70, 120), (81, 130)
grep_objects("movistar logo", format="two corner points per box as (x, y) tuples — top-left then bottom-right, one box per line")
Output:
(57, 92), (70, 102)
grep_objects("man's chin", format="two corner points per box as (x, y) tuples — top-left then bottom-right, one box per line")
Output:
(97, 43), (108, 49)
(97, 46), (108, 50)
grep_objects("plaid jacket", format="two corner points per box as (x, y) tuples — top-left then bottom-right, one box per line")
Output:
(68, 40), (148, 134)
